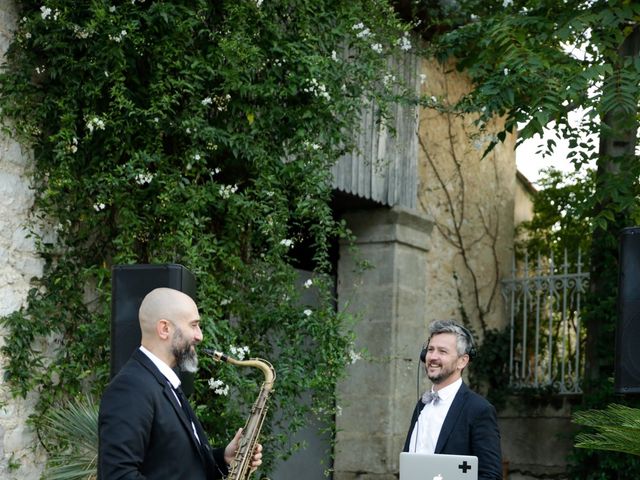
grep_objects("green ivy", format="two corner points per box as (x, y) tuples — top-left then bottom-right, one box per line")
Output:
(0, 0), (411, 473)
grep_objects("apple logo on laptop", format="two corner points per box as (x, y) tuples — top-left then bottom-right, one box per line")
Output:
(433, 475), (443, 480)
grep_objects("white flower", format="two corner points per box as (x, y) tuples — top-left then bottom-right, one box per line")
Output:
(109, 30), (127, 43)
(304, 78), (331, 101)
(303, 309), (312, 317)
(210, 167), (221, 176)
(220, 298), (231, 306)
(201, 97), (213, 106)
(352, 22), (365, 30)
(303, 279), (313, 289)
(303, 140), (321, 151)
(208, 378), (229, 396)
(136, 172), (153, 185)
(67, 137), (78, 154)
(383, 73), (395, 86)
(356, 28), (371, 39)
(331, 50), (339, 62)
(419, 73), (427, 85)
(371, 43), (383, 53)
(504, 68), (509, 75)
(74, 26), (90, 39)
(230, 345), (250, 360)
(397, 33), (412, 51)
(194, 153), (201, 161)
(503, 0), (513, 6)
(25, 32), (32, 39)
(40, 6), (52, 20)
(255, 0), (263, 6)
(348, 349), (362, 364)
(86, 116), (106, 133)
(109, 5), (116, 12)
(93, 203), (106, 212)
(219, 184), (238, 199)
(280, 238), (293, 248)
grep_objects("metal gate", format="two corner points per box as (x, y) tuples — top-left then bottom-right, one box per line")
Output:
(501, 250), (589, 394)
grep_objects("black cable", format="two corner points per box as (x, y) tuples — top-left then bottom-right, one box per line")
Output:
(416, 353), (421, 400)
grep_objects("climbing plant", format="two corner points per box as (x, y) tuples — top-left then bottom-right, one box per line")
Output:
(0, 0), (412, 473)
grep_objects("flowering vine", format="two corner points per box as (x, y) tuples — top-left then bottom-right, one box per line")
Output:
(0, 0), (412, 474)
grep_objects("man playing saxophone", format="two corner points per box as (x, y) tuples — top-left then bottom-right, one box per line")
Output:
(98, 287), (263, 479)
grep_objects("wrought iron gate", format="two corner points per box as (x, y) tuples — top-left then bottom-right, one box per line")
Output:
(501, 250), (589, 394)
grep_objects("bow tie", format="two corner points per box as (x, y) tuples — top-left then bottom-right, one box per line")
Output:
(422, 390), (440, 405)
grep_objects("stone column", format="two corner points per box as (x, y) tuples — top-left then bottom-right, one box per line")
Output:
(334, 206), (433, 480)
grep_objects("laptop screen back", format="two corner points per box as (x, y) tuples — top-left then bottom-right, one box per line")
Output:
(399, 452), (479, 480)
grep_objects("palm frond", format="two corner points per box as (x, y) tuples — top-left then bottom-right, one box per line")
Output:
(573, 404), (640, 457)
(41, 396), (99, 480)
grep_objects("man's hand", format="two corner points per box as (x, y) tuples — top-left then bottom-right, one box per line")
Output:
(224, 428), (263, 471)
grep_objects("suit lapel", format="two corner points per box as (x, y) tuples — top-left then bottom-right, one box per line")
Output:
(435, 382), (469, 453)
(133, 350), (209, 461)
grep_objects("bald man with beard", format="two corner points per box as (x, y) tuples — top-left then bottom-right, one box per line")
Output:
(98, 287), (262, 480)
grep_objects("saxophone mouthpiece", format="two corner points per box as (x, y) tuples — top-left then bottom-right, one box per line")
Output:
(202, 348), (227, 362)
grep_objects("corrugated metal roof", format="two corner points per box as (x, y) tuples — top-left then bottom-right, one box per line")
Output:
(331, 52), (420, 209)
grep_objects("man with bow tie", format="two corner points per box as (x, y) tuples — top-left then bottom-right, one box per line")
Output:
(403, 320), (503, 480)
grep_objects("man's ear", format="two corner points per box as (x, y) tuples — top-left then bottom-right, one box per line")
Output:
(156, 319), (171, 340)
(457, 353), (470, 371)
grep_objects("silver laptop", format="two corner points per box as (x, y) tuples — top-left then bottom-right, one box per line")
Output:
(399, 452), (478, 480)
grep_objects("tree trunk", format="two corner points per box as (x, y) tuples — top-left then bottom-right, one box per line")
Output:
(584, 26), (640, 389)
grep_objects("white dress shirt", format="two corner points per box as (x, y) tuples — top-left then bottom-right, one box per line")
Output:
(139, 346), (201, 443)
(408, 377), (462, 453)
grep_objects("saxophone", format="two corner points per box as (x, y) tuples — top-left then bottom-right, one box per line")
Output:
(204, 349), (276, 480)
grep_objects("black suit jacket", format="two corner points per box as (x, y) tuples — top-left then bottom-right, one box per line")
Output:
(98, 349), (228, 479)
(403, 382), (503, 480)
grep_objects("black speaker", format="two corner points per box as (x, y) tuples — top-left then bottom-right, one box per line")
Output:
(615, 227), (640, 393)
(111, 264), (197, 394)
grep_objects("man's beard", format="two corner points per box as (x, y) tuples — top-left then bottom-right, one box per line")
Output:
(172, 328), (198, 372)
(426, 361), (456, 384)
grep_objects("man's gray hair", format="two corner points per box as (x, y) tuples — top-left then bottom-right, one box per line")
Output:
(428, 320), (474, 357)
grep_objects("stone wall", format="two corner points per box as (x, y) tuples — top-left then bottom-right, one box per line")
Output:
(514, 171), (536, 226)
(0, 2), (47, 478)
(499, 398), (576, 480)
(416, 56), (517, 338)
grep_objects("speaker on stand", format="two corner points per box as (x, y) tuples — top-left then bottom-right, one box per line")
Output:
(111, 264), (197, 395)
(614, 227), (640, 394)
